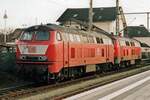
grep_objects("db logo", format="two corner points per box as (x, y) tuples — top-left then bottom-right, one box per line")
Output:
(27, 46), (36, 53)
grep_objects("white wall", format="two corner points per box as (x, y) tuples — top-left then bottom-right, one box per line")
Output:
(93, 19), (124, 36)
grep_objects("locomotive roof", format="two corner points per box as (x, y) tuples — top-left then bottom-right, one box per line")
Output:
(114, 36), (140, 43)
(25, 24), (111, 39)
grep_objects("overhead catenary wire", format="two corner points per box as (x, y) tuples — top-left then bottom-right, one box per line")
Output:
(124, 12), (150, 31)
(50, 0), (67, 8)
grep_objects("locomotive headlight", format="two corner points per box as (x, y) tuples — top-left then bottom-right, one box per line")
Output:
(38, 56), (47, 61)
(19, 55), (26, 60)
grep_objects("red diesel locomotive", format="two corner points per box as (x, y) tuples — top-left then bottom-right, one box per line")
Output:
(16, 24), (141, 81)
(113, 37), (141, 66)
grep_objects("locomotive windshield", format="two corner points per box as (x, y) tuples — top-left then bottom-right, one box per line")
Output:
(20, 31), (33, 40)
(20, 31), (50, 41)
(35, 31), (49, 41)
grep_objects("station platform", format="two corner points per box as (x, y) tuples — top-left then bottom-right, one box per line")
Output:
(64, 70), (150, 100)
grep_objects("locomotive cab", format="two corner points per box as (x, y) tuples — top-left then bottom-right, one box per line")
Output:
(16, 25), (60, 81)
(16, 25), (55, 62)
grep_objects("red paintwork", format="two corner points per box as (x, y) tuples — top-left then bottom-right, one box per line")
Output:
(16, 25), (141, 75)
(48, 37), (114, 73)
(113, 37), (141, 64)
(16, 28), (114, 74)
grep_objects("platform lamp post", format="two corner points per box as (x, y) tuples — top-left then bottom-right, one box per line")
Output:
(116, 0), (120, 36)
(3, 10), (8, 43)
(88, 0), (93, 32)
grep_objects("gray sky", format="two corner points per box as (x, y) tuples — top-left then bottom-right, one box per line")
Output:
(0, 0), (150, 28)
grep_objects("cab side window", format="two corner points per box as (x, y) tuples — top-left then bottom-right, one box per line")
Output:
(56, 32), (62, 41)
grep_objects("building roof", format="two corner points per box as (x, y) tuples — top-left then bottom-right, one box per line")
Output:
(127, 26), (150, 37)
(57, 7), (117, 22)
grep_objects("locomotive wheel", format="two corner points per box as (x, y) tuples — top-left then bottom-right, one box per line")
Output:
(54, 70), (65, 82)
(113, 64), (120, 71)
(17, 65), (26, 79)
(109, 63), (113, 71)
(102, 64), (109, 72)
(126, 61), (130, 67)
(96, 64), (102, 74)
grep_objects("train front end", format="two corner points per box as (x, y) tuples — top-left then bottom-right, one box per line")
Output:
(16, 25), (55, 80)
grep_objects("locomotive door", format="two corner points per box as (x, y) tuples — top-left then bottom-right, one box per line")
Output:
(63, 41), (69, 67)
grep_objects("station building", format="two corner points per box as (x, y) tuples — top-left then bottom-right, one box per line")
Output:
(127, 25), (150, 46)
(57, 7), (124, 35)
(57, 7), (150, 46)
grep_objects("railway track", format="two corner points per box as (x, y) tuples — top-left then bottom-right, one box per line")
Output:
(0, 74), (96, 99)
(0, 82), (38, 97)
(0, 60), (150, 100)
